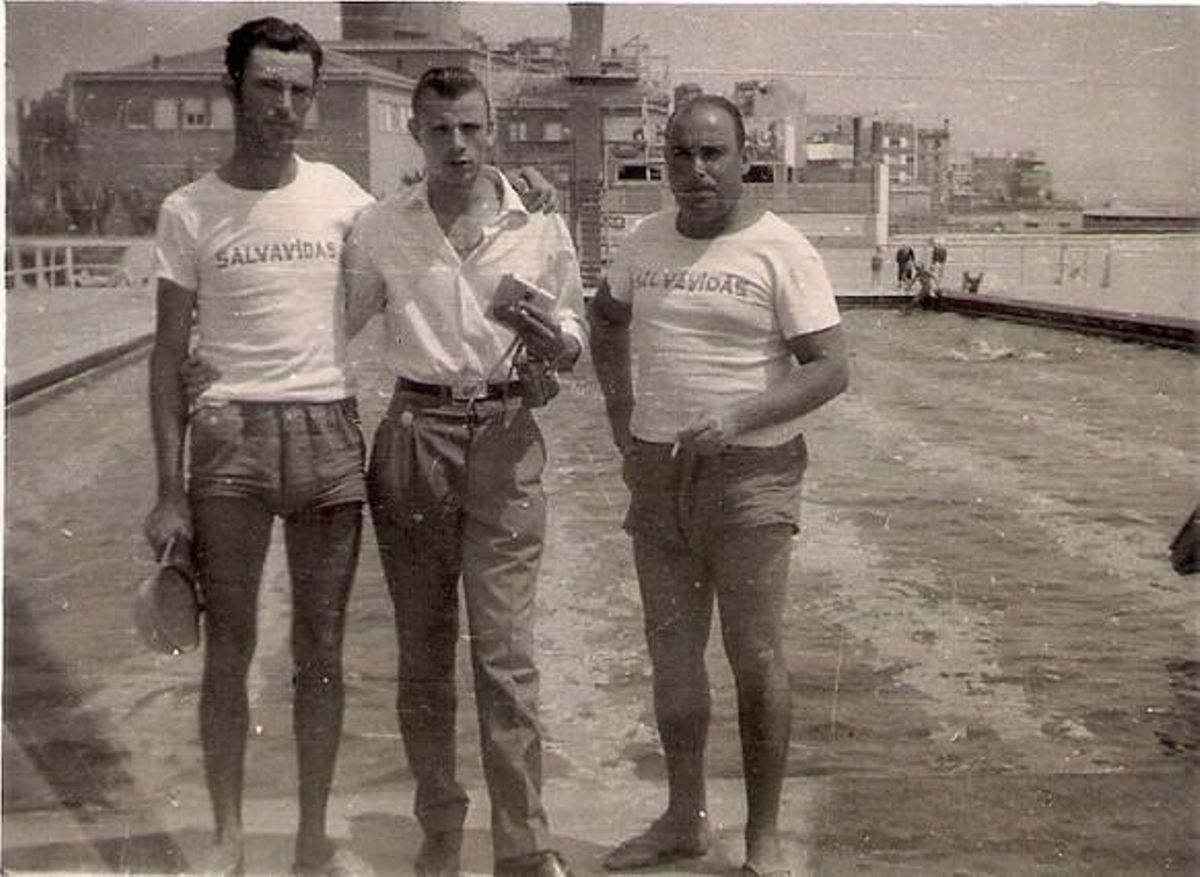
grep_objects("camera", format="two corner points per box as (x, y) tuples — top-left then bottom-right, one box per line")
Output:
(488, 274), (557, 331)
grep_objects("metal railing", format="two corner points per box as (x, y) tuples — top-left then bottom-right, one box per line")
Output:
(5, 236), (154, 291)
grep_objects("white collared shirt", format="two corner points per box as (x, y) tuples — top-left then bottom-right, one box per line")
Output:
(343, 171), (587, 385)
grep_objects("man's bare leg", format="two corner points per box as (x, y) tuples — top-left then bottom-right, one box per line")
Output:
(194, 497), (274, 874)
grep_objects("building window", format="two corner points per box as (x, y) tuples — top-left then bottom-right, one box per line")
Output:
(543, 121), (564, 142)
(377, 100), (409, 133)
(508, 121), (528, 142)
(154, 99), (178, 130)
(211, 97), (234, 130)
(124, 97), (152, 129)
(616, 164), (662, 182)
(182, 98), (209, 130)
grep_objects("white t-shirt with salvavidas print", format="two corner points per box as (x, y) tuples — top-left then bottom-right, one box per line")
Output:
(608, 209), (841, 448)
(154, 157), (374, 403)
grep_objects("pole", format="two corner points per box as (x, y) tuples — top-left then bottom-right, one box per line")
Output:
(873, 161), (890, 250)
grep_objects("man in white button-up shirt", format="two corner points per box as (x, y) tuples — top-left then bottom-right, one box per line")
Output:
(343, 66), (585, 877)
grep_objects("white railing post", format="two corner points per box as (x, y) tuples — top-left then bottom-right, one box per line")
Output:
(33, 245), (47, 290)
(65, 243), (76, 289)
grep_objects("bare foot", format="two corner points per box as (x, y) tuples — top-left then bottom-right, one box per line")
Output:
(743, 829), (789, 876)
(200, 837), (245, 876)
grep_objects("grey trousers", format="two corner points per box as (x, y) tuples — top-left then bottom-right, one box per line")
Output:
(367, 387), (550, 863)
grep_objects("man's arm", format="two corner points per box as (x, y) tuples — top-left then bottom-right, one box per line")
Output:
(145, 278), (197, 555)
(342, 223), (385, 339)
(587, 278), (635, 451)
(675, 323), (849, 454)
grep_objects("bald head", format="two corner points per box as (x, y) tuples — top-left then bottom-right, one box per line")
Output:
(666, 95), (746, 152)
(665, 94), (748, 237)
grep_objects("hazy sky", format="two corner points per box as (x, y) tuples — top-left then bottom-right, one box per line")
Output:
(5, 2), (1197, 206)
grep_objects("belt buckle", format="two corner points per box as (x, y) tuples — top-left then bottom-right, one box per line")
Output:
(450, 381), (487, 402)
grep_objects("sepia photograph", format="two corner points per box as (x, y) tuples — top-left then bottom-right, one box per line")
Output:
(4, 2), (1197, 874)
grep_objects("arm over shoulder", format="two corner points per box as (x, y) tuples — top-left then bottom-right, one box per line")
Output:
(342, 213), (387, 339)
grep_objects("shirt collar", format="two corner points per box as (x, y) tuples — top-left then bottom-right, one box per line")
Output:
(404, 166), (529, 229)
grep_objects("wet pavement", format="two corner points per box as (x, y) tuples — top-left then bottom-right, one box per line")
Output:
(3, 296), (1198, 874)
(4, 284), (154, 399)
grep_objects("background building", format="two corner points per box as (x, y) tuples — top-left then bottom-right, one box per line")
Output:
(732, 79), (805, 183)
(333, 1), (526, 102)
(968, 150), (1054, 207)
(916, 120), (952, 213)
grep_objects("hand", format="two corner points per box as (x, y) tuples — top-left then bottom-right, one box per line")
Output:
(510, 304), (577, 364)
(605, 400), (634, 455)
(614, 426), (633, 456)
(180, 355), (220, 405)
(144, 494), (192, 560)
(511, 166), (558, 214)
(675, 409), (740, 456)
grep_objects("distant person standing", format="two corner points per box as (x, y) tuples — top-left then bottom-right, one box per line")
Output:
(590, 94), (848, 877)
(896, 244), (916, 287)
(929, 237), (948, 289)
(870, 245), (885, 290)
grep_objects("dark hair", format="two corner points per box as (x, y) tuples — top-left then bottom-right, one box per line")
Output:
(666, 94), (746, 150)
(225, 17), (323, 90)
(412, 66), (491, 120)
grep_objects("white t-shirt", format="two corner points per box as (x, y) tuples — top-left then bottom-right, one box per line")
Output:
(608, 209), (841, 447)
(154, 157), (374, 403)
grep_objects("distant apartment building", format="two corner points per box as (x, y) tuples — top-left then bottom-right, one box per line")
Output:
(948, 155), (975, 209)
(968, 150), (1053, 207)
(800, 122), (1055, 213)
(804, 114), (950, 214)
(1012, 151), (1053, 203)
(804, 114), (879, 183)
(493, 30), (671, 200)
(916, 120), (951, 211)
(505, 36), (571, 74)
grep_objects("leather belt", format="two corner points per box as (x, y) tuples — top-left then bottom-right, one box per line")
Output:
(395, 376), (522, 403)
